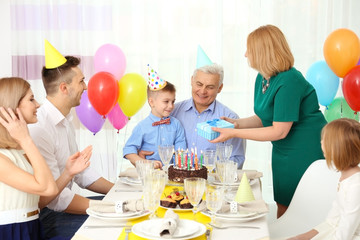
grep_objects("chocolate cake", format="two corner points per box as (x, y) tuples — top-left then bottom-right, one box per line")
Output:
(168, 165), (208, 183)
(160, 196), (177, 208)
(179, 198), (193, 209)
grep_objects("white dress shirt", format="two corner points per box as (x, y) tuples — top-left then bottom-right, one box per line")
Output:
(28, 99), (101, 211)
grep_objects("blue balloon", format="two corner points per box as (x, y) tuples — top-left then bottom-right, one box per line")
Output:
(306, 60), (339, 106)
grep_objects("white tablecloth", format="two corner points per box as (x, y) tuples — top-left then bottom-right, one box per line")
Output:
(73, 177), (270, 240)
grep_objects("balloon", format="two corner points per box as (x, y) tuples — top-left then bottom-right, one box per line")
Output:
(118, 73), (147, 117)
(324, 97), (359, 122)
(323, 28), (360, 78)
(75, 91), (105, 134)
(94, 44), (126, 80)
(343, 65), (360, 112)
(88, 72), (119, 117)
(107, 104), (128, 133)
(306, 60), (339, 106)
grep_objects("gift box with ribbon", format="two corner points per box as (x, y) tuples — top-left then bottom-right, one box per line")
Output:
(196, 118), (234, 140)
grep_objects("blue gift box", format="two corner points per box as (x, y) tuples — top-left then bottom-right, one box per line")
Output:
(197, 119), (234, 140)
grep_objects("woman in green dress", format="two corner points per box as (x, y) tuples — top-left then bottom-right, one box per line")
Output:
(211, 25), (327, 218)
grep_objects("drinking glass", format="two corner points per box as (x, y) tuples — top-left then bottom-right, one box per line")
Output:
(135, 160), (155, 185)
(215, 160), (238, 193)
(216, 143), (233, 162)
(184, 177), (206, 221)
(158, 145), (174, 172)
(206, 184), (224, 225)
(203, 149), (216, 173)
(143, 170), (167, 218)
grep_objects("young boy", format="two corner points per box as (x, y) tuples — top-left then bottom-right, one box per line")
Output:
(123, 65), (187, 169)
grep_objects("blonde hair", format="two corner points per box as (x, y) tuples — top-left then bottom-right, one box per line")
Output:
(322, 118), (360, 171)
(0, 77), (30, 148)
(247, 25), (294, 78)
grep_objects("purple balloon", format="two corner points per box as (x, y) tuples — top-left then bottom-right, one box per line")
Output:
(357, 58), (360, 66)
(107, 104), (128, 133)
(75, 91), (106, 135)
(94, 44), (126, 80)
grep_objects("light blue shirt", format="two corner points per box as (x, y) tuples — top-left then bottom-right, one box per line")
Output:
(171, 98), (245, 168)
(123, 113), (187, 164)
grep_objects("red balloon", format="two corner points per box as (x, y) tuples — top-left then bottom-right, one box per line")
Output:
(88, 72), (119, 116)
(343, 66), (360, 112)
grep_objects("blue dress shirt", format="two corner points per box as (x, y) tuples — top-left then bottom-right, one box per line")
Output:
(171, 98), (245, 168)
(123, 113), (187, 164)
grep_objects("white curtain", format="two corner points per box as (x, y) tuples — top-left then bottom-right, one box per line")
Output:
(8, 0), (360, 201)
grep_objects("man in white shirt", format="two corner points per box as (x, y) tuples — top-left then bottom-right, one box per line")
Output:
(29, 53), (114, 239)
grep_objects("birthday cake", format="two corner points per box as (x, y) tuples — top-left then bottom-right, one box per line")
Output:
(168, 165), (207, 183)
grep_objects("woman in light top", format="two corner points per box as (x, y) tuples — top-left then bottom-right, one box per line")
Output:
(288, 118), (360, 240)
(0, 77), (91, 240)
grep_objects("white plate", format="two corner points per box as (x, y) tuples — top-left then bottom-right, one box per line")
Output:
(87, 207), (139, 218)
(132, 219), (205, 240)
(86, 208), (150, 221)
(201, 210), (266, 222)
(119, 177), (142, 186)
(211, 178), (256, 186)
(159, 205), (193, 212)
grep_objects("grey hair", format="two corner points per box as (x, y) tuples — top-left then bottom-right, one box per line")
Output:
(192, 63), (224, 86)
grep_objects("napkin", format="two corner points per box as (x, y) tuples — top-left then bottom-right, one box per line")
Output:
(158, 209), (180, 237)
(118, 167), (139, 178)
(219, 199), (269, 214)
(237, 170), (263, 180)
(89, 199), (144, 213)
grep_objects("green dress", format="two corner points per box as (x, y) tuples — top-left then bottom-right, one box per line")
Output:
(254, 67), (327, 206)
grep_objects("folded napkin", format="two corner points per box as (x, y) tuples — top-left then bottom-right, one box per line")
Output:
(237, 170), (263, 180)
(158, 209), (180, 237)
(118, 167), (139, 178)
(89, 199), (144, 213)
(218, 199), (268, 214)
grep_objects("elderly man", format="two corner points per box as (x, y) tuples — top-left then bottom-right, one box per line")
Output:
(171, 63), (246, 168)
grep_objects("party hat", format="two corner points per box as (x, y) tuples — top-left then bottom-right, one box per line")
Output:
(234, 173), (255, 203)
(196, 45), (213, 68)
(44, 39), (67, 69)
(147, 64), (167, 91)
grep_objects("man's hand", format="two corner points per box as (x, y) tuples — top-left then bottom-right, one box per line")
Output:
(138, 150), (154, 159)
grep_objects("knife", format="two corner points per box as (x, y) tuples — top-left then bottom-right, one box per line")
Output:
(84, 225), (129, 229)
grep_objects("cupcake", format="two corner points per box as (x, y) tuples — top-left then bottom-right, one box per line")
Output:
(171, 191), (184, 204)
(160, 195), (177, 208)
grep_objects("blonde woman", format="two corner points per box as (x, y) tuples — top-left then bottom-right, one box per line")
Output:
(211, 25), (327, 217)
(0, 77), (91, 240)
(289, 118), (360, 239)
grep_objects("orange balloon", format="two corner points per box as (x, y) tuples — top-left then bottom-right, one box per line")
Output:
(323, 28), (360, 78)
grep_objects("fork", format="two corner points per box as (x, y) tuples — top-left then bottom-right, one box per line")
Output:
(124, 225), (132, 240)
(209, 222), (260, 229)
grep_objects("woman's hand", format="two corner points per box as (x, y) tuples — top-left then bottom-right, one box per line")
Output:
(220, 117), (240, 129)
(0, 107), (31, 144)
(209, 127), (236, 143)
(64, 145), (93, 177)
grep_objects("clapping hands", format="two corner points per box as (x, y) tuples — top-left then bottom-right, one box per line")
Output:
(65, 145), (93, 177)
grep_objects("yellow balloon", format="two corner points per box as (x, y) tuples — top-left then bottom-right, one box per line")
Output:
(118, 73), (147, 117)
(323, 28), (360, 78)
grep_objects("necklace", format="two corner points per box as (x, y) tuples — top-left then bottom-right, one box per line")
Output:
(262, 77), (270, 94)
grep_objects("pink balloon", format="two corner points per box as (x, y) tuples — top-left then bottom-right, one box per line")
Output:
(94, 44), (126, 80)
(107, 104), (129, 133)
(75, 91), (105, 135)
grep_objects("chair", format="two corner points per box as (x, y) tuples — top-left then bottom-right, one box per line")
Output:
(269, 159), (340, 239)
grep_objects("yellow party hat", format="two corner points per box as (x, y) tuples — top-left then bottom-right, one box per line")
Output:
(44, 39), (67, 69)
(234, 173), (255, 203)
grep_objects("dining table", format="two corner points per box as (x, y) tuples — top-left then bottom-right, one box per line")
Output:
(72, 170), (270, 240)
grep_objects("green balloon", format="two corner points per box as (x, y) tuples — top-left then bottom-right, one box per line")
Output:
(324, 97), (359, 122)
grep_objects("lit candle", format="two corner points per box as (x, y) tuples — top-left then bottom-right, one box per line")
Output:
(178, 148), (181, 168)
(191, 148), (194, 168)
